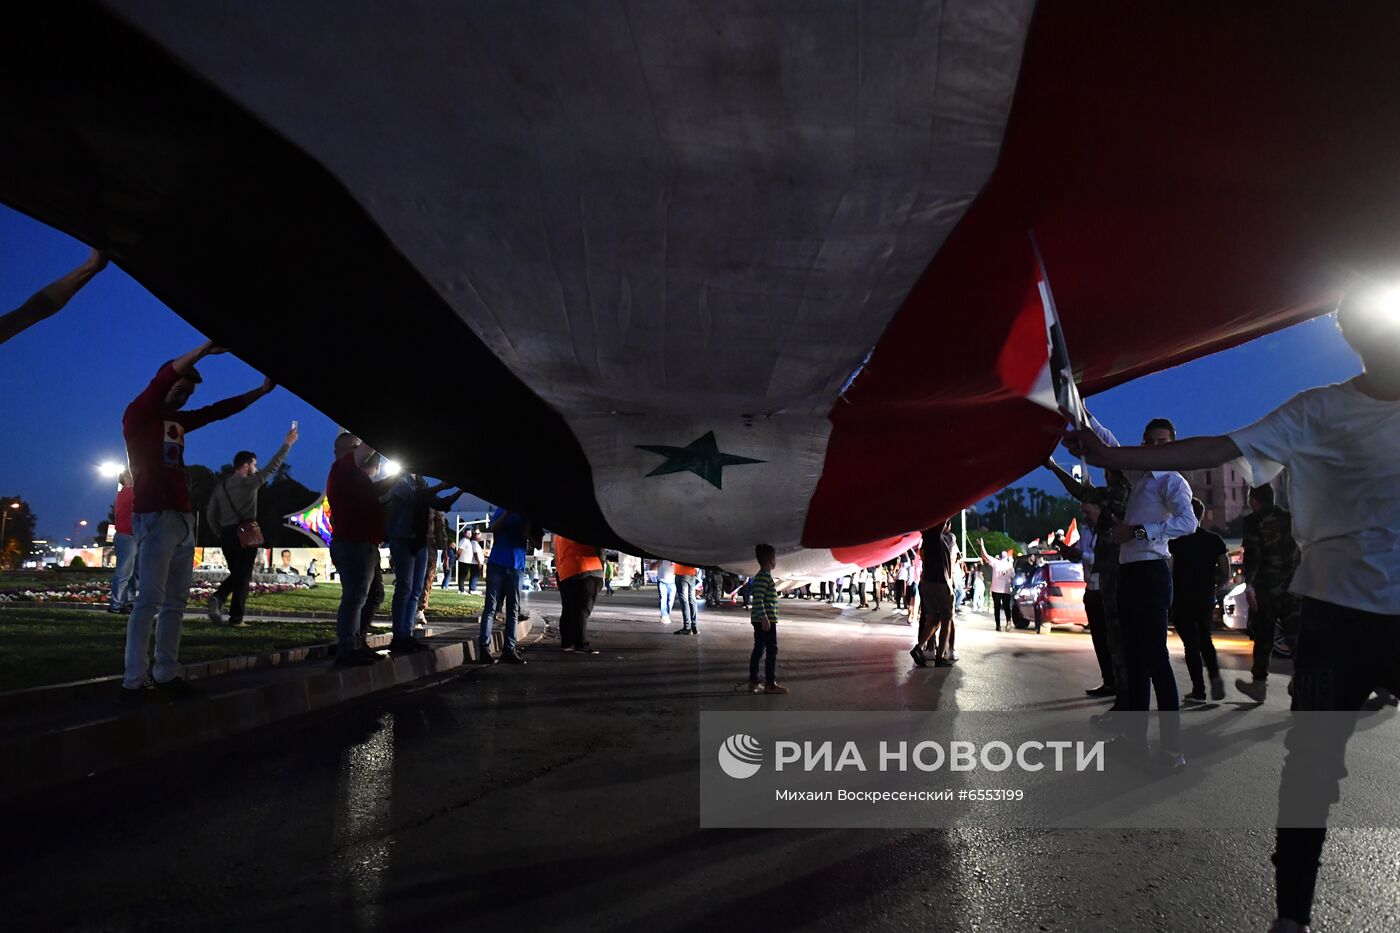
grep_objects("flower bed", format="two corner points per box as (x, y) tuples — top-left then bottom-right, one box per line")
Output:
(0, 580), (311, 605)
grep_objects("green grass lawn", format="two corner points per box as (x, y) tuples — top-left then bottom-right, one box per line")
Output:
(245, 583), (484, 618)
(0, 608), (338, 692)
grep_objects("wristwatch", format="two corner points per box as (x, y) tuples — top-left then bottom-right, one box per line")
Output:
(1131, 525), (1148, 541)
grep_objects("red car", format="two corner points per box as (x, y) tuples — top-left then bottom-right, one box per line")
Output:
(1012, 560), (1087, 632)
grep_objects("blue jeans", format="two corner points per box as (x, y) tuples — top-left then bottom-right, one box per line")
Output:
(676, 575), (698, 629)
(480, 563), (521, 652)
(124, 511), (195, 689)
(330, 540), (384, 655)
(657, 579), (676, 621)
(110, 531), (138, 609)
(388, 539), (430, 639)
(750, 622), (778, 685)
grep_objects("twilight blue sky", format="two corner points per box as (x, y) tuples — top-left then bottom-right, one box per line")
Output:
(1, 205), (1361, 540)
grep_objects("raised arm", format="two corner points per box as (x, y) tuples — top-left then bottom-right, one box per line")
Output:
(256, 424), (299, 481)
(976, 538), (992, 564)
(0, 248), (107, 345)
(1065, 428), (1243, 473)
(1044, 458), (1089, 501)
(181, 374), (275, 432)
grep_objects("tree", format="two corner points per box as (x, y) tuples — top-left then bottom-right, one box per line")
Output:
(0, 496), (37, 570)
(967, 529), (1021, 558)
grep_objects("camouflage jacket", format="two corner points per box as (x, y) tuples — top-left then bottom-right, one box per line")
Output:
(1241, 504), (1300, 593)
(1083, 473), (1133, 578)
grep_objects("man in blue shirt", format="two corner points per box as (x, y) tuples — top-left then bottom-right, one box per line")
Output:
(478, 507), (529, 664)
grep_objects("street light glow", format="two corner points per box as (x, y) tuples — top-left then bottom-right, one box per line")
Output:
(97, 461), (124, 478)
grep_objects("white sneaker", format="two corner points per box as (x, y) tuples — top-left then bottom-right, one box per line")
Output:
(207, 596), (224, 624)
(415, 610), (427, 626)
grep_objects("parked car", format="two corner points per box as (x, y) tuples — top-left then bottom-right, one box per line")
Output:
(1222, 582), (1250, 631)
(1012, 560), (1087, 632)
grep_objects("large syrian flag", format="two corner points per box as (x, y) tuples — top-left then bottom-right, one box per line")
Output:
(9, 2), (1399, 569)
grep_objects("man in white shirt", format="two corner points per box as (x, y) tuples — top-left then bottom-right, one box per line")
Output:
(976, 541), (1016, 631)
(654, 559), (676, 624)
(1065, 283), (1400, 933)
(1085, 414), (1198, 770)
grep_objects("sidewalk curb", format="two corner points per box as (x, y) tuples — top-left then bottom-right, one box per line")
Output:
(0, 615), (533, 802)
(0, 630), (435, 717)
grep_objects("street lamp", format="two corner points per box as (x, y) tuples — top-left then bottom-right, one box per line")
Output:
(70, 519), (89, 547)
(0, 501), (20, 570)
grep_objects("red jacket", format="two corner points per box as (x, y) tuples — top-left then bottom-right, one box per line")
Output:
(113, 486), (135, 536)
(123, 362), (257, 514)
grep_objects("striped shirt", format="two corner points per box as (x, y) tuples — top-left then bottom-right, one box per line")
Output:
(750, 570), (780, 627)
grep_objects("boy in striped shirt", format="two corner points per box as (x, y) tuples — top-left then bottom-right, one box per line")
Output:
(748, 544), (788, 694)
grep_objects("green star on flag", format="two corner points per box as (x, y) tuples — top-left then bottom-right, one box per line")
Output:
(636, 431), (764, 490)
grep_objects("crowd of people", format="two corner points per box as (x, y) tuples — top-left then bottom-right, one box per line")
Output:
(8, 243), (1399, 933)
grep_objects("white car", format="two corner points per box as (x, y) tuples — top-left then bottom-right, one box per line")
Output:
(1221, 581), (1293, 659)
(1222, 582), (1250, 631)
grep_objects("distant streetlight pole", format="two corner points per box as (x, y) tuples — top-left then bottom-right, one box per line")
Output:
(70, 518), (89, 547)
(1, 501), (21, 569)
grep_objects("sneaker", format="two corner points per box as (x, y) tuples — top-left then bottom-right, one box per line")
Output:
(389, 637), (430, 655)
(1085, 683), (1116, 698)
(335, 652), (377, 667)
(689, 628), (697, 635)
(106, 605), (124, 614)
(153, 676), (204, 700)
(207, 596), (224, 624)
(1267, 918), (1311, 933)
(116, 686), (153, 707)
(1183, 688), (1207, 703)
(576, 643), (600, 655)
(747, 681), (763, 694)
(500, 650), (527, 665)
(121, 603), (134, 613)
(475, 650), (497, 665)
(1210, 674), (1227, 701)
(947, 651), (959, 664)
(1149, 751), (1187, 774)
(909, 646), (928, 667)
(561, 645), (576, 653)
(763, 683), (789, 695)
(230, 620), (250, 629)
(1236, 678), (1268, 703)
(934, 656), (954, 668)
(415, 610), (427, 627)
(673, 628), (690, 636)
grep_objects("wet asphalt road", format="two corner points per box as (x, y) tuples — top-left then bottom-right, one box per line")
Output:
(6, 590), (1400, 932)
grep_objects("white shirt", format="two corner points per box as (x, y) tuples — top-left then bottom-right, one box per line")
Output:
(1079, 526), (1100, 591)
(989, 558), (1014, 593)
(656, 560), (675, 583)
(1090, 416), (1198, 563)
(1229, 378), (1400, 615)
(459, 538), (483, 563)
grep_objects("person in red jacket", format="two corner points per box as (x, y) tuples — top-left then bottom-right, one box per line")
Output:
(107, 469), (137, 614)
(119, 340), (275, 704)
